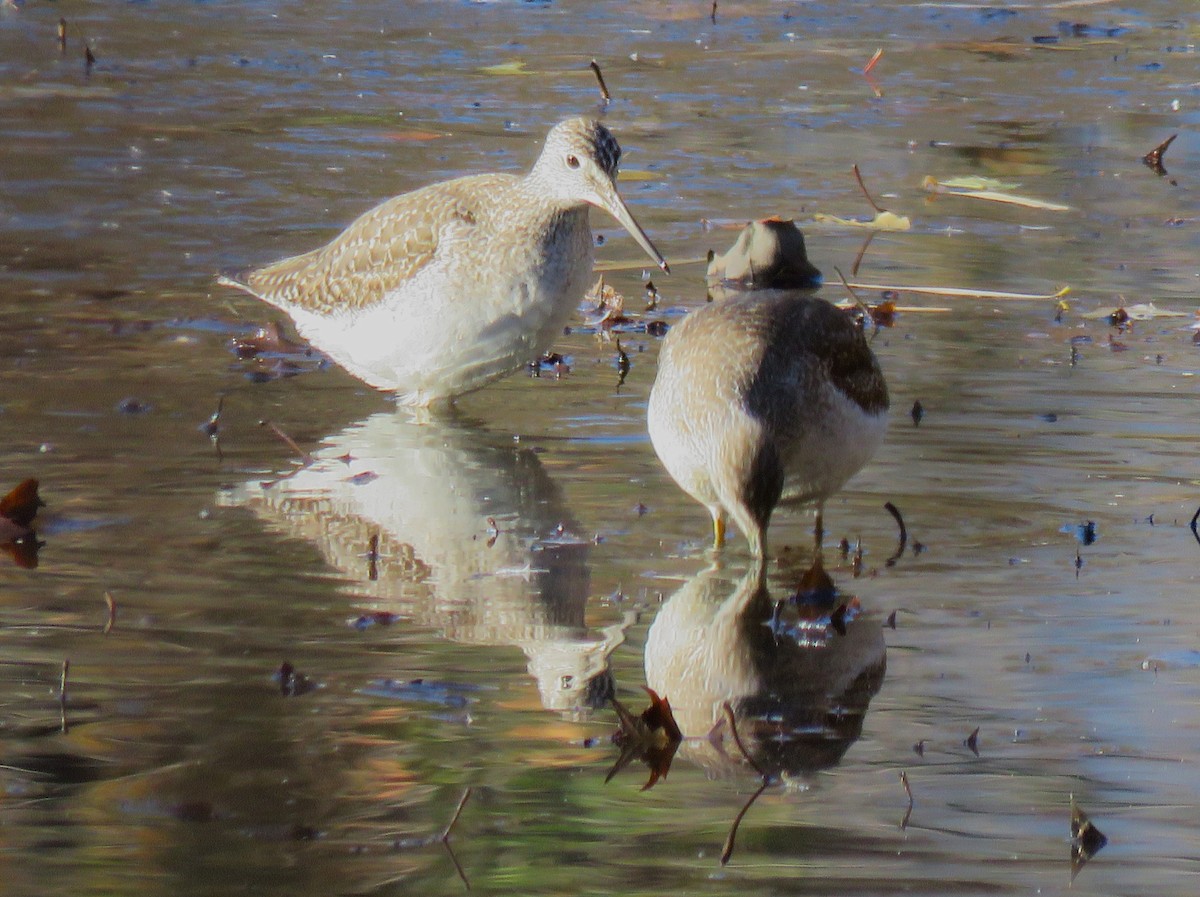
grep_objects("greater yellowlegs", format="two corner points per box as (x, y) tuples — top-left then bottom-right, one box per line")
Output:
(220, 117), (667, 406)
(647, 292), (888, 558)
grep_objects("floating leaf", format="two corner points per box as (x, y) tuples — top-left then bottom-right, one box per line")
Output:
(479, 60), (532, 76)
(606, 687), (682, 791)
(0, 479), (42, 528)
(813, 210), (912, 231)
(923, 176), (1070, 211)
(937, 175), (1020, 191)
(616, 168), (658, 182)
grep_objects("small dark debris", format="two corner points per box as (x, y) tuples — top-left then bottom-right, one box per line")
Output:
(910, 399), (924, 426)
(1062, 520), (1097, 546)
(1071, 796), (1108, 880)
(634, 502), (648, 517)
(276, 661), (315, 697)
(115, 397), (153, 415)
(965, 727), (980, 756)
(886, 610), (897, 630)
(913, 739), (925, 757)
(350, 611), (400, 630)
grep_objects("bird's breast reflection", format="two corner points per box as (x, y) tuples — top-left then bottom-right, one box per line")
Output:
(643, 561), (886, 779)
(219, 411), (627, 715)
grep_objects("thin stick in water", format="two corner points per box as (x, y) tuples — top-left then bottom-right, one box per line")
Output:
(103, 590), (117, 634)
(258, 419), (314, 466)
(441, 787), (472, 842)
(884, 501), (908, 566)
(589, 60), (611, 103)
(720, 778), (768, 866)
(721, 702), (766, 778)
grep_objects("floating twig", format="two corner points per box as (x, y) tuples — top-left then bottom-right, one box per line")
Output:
(58, 18), (67, 54)
(588, 59), (611, 103)
(84, 43), (96, 74)
(923, 176), (1070, 211)
(60, 659), (69, 704)
(846, 281), (1069, 302)
(711, 1), (718, 24)
(853, 164), (886, 215)
(103, 591), (117, 634)
(884, 501), (908, 566)
(258, 419), (314, 466)
(722, 701), (765, 778)
(899, 770), (914, 829)
(863, 48), (884, 75)
(201, 395), (224, 439)
(718, 701), (773, 865)
(720, 778), (769, 866)
(366, 533), (380, 581)
(1142, 133), (1177, 176)
(850, 231), (877, 277)
(441, 787), (472, 842)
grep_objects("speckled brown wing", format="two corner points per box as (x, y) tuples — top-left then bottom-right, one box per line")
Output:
(237, 173), (518, 315)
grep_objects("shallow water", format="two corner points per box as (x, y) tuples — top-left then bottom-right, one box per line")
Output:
(3, 1), (1200, 895)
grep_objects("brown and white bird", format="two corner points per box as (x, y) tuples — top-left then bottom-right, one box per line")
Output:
(647, 292), (888, 558)
(220, 117), (667, 407)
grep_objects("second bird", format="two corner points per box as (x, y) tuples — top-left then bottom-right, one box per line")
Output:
(648, 292), (889, 559)
(220, 117), (667, 407)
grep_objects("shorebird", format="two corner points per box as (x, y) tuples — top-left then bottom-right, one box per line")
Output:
(647, 292), (888, 559)
(220, 117), (667, 407)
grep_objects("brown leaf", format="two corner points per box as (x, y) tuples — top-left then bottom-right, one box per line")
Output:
(607, 687), (682, 791)
(0, 479), (42, 527)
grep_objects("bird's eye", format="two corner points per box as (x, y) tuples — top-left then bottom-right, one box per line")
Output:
(566, 154), (580, 169)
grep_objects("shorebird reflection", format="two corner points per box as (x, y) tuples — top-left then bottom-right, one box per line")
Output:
(643, 562), (886, 778)
(222, 411), (626, 715)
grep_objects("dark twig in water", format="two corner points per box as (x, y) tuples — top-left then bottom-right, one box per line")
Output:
(84, 42), (96, 75)
(834, 267), (872, 320)
(850, 231), (877, 277)
(259, 419), (314, 466)
(720, 778), (769, 866)
(441, 787), (473, 890)
(59, 659), (70, 733)
(1190, 504), (1200, 549)
(1142, 133), (1177, 176)
(58, 18), (67, 54)
(443, 840), (471, 891)
(718, 701), (773, 865)
(899, 770), (914, 829)
(589, 60), (611, 103)
(366, 533), (380, 582)
(711, 1), (718, 24)
(441, 787), (472, 843)
(853, 164), (885, 214)
(721, 701), (765, 778)
(103, 591), (117, 634)
(884, 501), (908, 566)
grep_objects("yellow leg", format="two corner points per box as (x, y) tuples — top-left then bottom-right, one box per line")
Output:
(712, 514), (726, 549)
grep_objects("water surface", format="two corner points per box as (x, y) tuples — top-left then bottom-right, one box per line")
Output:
(3, 2), (1200, 895)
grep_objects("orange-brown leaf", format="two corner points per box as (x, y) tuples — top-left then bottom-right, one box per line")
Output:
(0, 479), (42, 527)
